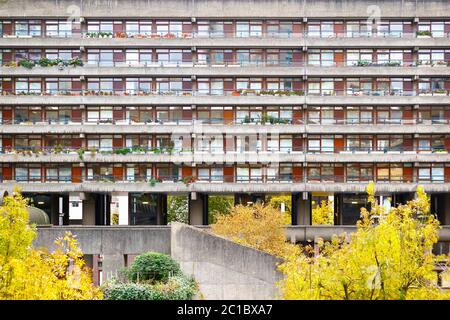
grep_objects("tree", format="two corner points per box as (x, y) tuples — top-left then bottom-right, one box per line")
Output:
(211, 203), (299, 258)
(0, 188), (102, 300)
(167, 195), (189, 224)
(268, 194), (292, 225)
(278, 182), (450, 300)
(312, 200), (334, 225)
(208, 195), (234, 224)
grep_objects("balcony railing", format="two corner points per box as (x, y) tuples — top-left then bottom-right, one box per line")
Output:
(2, 174), (449, 184)
(4, 88), (450, 97)
(2, 116), (450, 126)
(0, 145), (448, 155)
(4, 30), (450, 39)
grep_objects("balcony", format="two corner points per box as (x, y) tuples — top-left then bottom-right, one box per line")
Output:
(2, 58), (449, 77)
(1, 89), (449, 106)
(0, 175), (449, 193)
(2, 31), (450, 48)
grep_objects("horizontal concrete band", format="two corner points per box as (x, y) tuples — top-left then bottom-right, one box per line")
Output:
(1, 0), (450, 19)
(33, 224), (450, 255)
(0, 152), (449, 163)
(1, 37), (450, 49)
(2, 66), (450, 77)
(1, 95), (449, 105)
(0, 124), (448, 135)
(4, 181), (450, 193)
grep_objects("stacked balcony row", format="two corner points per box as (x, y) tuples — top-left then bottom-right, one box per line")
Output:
(2, 48), (450, 68)
(1, 162), (449, 185)
(0, 133), (449, 155)
(0, 105), (448, 126)
(1, 19), (449, 39)
(2, 77), (450, 96)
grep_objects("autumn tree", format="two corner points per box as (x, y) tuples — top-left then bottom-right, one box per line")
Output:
(212, 203), (299, 258)
(208, 195), (234, 224)
(278, 182), (450, 300)
(312, 200), (334, 225)
(0, 188), (102, 300)
(268, 195), (292, 225)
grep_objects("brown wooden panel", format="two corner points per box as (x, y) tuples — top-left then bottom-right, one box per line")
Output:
(113, 109), (124, 121)
(182, 109), (192, 120)
(71, 138), (82, 149)
(334, 137), (344, 152)
(403, 138), (413, 151)
(292, 166), (303, 182)
(403, 167), (413, 183)
(444, 137), (450, 151)
(2, 110), (12, 123)
(72, 109), (82, 122)
(71, 167), (82, 183)
(334, 51), (344, 67)
(182, 167), (193, 178)
(334, 166), (344, 182)
(223, 166), (234, 182)
(223, 110), (234, 124)
(2, 23), (12, 35)
(293, 136), (303, 151)
(292, 109), (302, 124)
(113, 167), (123, 181)
(113, 137), (123, 148)
(445, 167), (450, 183)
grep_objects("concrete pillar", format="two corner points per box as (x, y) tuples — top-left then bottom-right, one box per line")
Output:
(293, 192), (311, 225)
(69, 192), (83, 224)
(189, 192), (208, 225)
(156, 194), (167, 225)
(111, 192), (129, 225)
(82, 194), (96, 225)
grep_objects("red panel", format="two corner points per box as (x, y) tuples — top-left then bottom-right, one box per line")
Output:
(113, 79), (124, 91)
(71, 138), (82, 149)
(292, 136), (303, 151)
(334, 166), (344, 182)
(182, 80), (192, 90)
(182, 109), (192, 120)
(292, 109), (303, 124)
(403, 138), (413, 151)
(223, 110), (234, 124)
(113, 137), (123, 148)
(334, 23), (344, 37)
(444, 137), (450, 151)
(334, 51), (344, 67)
(71, 167), (82, 183)
(2, 23), (12, 35)
(182, 52), (192, 63)
(113, 109), (124, 121)
(72, 80), (82, 92)
(403, 80), (413, 93)
(403, 167), (413, 183)
(2, 51), (12, 64)
(2, 137), (12, 149)
(403, 52), (413, 66)
(224, 22), (234, 37)
(113, 167), (123, 181)
(182, 167), (192, 178)
(72, 109), (82, 122)
(182, 23), (192, 34)
(2, 110), (12, 123)
(2, 166), (12, 181)
(292, 166), (303, 182)
(445, 167), (450, 183)
(224, 79), (234, 91)
(113, 51), (125, 63)
(2, 79), (12, 92)
(334, 138), (344, 152)
(293, 80), (303, 90)
(113, 22), (123, 33)
(223, 166), (234, 182)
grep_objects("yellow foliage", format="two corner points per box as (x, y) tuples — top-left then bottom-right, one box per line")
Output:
(212, 203), (299, 258)
(268, 195), (292, 225)
(312, 200), (334, 225)
(0, 188), (102, 300)
(278, 182), (450, 300)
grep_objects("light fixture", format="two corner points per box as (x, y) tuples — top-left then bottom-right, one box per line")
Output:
(142, 201), (149, 205)
(351, 201), (358, 204)
(37, 201), (45, 205)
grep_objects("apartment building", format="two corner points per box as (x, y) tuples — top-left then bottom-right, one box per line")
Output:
(0, 0), (450, 227)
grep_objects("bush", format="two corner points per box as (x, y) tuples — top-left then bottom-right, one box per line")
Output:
(128, 252), (181, 283)
(102, 275), (197, 300)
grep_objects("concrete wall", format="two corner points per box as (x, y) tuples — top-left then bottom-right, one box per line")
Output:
(171, 222), (282, 300)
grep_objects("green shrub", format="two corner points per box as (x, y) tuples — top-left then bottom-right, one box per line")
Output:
(102, 275), (197, 300)
(128, 252), (181, 283)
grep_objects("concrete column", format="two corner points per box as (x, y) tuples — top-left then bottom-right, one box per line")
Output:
(156, 194), (167, 225)
(111, 192), (129, 225)
(82, 194), (96, 225)
(189, 192), (208, 225)
(69, 192), (83, 224)
(293, 192), (311, 225)
(101, 254), (124, 284)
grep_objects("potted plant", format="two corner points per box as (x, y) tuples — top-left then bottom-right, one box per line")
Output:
(18, 59), (35, 69)
(416, 30), (432, 38)
(231, 90), (241, 96)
